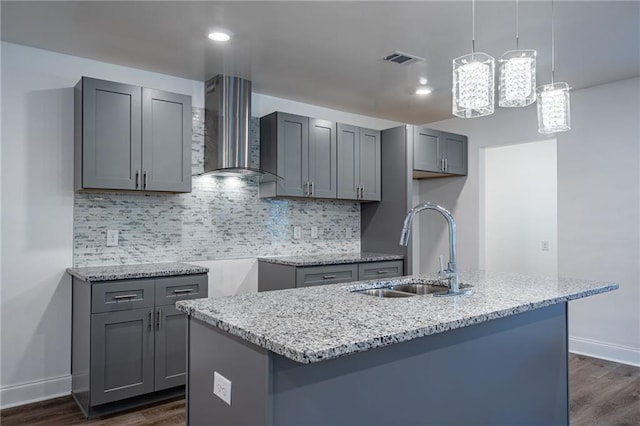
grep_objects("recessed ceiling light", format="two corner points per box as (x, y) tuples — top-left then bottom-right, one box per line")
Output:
(415, 86), (433, 96)
(208, 31), (232, 42)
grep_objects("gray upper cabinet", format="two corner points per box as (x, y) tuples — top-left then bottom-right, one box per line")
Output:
(142, 89), (192, 192)
(413, 127), (467, 177)
(75, 77), (191, 193)
(260, 112), (336, 199)
(337, 124), (381, 201)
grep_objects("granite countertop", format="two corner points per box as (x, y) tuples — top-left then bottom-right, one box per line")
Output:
(67, 262), (209, 282)
(258, 252), (404, 266)
(176, 271), (617, 364)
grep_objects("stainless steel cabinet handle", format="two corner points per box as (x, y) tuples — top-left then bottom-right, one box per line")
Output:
(148, 312), (152, 331)
(323, 274), (337, 279)
(445, 158), (448, 172)
(441, 158), (445, 172)
(135, 170), (140, 188)
(114, 294), (138, 300)
(303, 182), (309, 196)
(173, 288), (193, 294)
(310, 181), (314, 196)
(157, 309), (161, 330)
(376, 270), (389, 275)
(143, 171), (148, 189)
(361, 185), (365, 200)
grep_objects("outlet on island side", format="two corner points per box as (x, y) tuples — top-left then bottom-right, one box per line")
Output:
(213, 371), (232, 405)
(541, 241), (550, 251)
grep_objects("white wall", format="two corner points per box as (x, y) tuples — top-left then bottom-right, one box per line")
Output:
(484, 140), (558, 276)
(423, 77), (640, 366)
(0, 41), (399, 408)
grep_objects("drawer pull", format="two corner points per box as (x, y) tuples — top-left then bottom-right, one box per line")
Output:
(148, 312), (152, 331)
(157, 310), (161, 330)
(376, 271), (389, 275)
(173, 288), (193, 294)
(113, 294), (138, 300)
(323, 275), (337, 279)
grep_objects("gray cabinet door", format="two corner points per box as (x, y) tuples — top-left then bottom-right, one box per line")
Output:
(442, 132), (468, 175)
(82, 77), (142, 190)
(337, 123), (360, 200)
(359, 128), (381, 201)
(308, 119), (337, 198)
(276, 113), (308, 197)
(90, 308), (154, 405)
(142, 89), (192, 192)
(413, 127), (442, 173)
(154, 305), (187, 391)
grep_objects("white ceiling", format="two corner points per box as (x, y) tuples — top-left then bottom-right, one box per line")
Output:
(2, 1), (639, 124)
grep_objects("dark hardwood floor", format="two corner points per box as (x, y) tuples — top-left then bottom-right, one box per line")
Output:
(1, 354), (638, 425)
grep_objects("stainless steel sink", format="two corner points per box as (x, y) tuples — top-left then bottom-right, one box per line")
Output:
(353, 288), (415, 298)
(352, 282), (473, 297)
(389, 282), (472, 295)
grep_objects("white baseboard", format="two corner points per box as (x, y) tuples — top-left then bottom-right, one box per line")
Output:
(0, 375), (71, 409)
(569, 336), (640, 367)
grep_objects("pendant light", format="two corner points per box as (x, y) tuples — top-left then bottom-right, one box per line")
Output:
(499, 0), (536, 107)
(453, 0), (495, 118)
(537, 0), (571, 133)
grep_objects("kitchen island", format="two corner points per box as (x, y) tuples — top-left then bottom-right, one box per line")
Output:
(177, 271), (617, 425)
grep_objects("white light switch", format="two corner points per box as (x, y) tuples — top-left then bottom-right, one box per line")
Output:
(541, 241), (550, 251)
(213, 371), (232, 405)
(106, 230), (119, 247)
(311, 226), (318, 239)
(293, 226), (301, 239)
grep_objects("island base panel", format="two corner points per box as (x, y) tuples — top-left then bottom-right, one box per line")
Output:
(188, 303), (568, 425)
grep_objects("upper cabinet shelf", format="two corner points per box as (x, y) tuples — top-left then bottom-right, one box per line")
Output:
(259, 112), (381, 202)
(74, 77), (192, 193)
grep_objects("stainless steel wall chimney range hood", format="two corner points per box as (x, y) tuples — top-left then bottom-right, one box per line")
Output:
(204, 74), (263, 176)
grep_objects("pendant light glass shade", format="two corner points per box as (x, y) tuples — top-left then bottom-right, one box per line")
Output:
(498, 49), (537, 107)
(536, 82), (571, 133)
(452, 52), (495, 118)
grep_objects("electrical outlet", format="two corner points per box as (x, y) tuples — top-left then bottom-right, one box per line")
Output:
(311, 226), (318, 239)
(106, 230), (119, 247)
(346, 227), (352, 239)
(213, 372), (232, 405)
(541, 241), (550, 251)
(293, 226), (301, 239)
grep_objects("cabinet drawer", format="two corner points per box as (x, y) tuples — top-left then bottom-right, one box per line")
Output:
(155, 274), (208, 306)
(91, 279), (155, 314)
(296, 264), (358, 288)
(358, 261), (404, 280)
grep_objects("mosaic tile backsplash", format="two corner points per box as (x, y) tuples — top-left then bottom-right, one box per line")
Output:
(73, 109), (361, 267)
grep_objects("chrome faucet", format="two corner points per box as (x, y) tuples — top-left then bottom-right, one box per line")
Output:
(400, 202), (471, 296)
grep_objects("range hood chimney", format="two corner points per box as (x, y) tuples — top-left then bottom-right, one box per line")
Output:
(204, 74), (262, 176)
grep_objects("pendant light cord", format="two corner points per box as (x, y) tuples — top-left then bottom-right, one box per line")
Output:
(472, 0), (476, 53)
(551, 0), (555, 83)
(515, 0), (520, 49)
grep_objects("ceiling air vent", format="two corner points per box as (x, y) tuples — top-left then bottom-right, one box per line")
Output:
(382, 51), (425, 66)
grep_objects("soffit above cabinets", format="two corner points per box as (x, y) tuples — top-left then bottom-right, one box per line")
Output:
(1, 1), (638, 124)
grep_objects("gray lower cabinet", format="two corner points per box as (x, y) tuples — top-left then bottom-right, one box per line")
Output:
(337, 124), (381, 201)
(259, 112), (336, 199)
(413, 126), (467, 177)
(72, 273), (207, 417)
(258, 260), (403, 292)
(75, 76), (192, 193)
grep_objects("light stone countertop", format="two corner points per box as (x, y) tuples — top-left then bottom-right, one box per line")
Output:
(176, 271), (618, 364)
(258, 252), (404, 266)
(67, 262), (209, 282)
